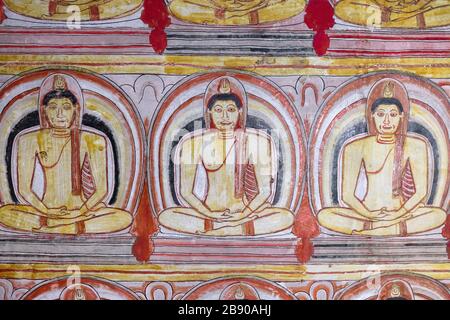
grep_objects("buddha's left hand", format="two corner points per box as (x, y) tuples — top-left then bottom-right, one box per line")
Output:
(54, 207), (95, 219)
(219, 211), (246, 221)
(216, 215), (258, 228)
(381, 207), (410, 221)
(218, 209), (254, 221)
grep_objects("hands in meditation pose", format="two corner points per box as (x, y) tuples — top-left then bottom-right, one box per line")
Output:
(168, 0), (305, 25)
(335, 0), (450, 28)
(317, 79), (447, 236)
(0, 74), (132, 235)
(158, 76), (294, 236)
(4, 0), (143, 21)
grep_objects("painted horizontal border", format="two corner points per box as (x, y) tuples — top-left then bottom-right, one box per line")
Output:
(1, 263), (450, 282)
(0, 55), (449, 77)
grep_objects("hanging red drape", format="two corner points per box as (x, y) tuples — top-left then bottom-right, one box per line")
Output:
(442, 215), (450, 258)
(304, 0), (335, 56)
(0, 0), (6, 24)
(442, 216), (450, 239)
(141, 0), (171, 54)
(131, 180), (159, 262)
(292, 185), (320, 263)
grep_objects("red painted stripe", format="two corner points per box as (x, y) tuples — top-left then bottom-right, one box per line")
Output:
(153, 240), (296, 247)
(330, 33), (450, 41)
(0, 44), (150, 49)
(152, 252), (297, 258)
(0, 29), (150, 35)
(328, 49), (450, 56)
(0, 29), (449, 41)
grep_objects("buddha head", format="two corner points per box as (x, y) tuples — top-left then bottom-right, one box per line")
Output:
(219, 282), (260, 300)
(59, 284), (101, 300)
(367, 79), (409, 137)
(39, 73), (84, 130)
(204, 76), (248, 132)
(376, 280), (415, 300)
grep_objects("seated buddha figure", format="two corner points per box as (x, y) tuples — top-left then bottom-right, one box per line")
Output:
(4, 0), (143, 21)
(0, 73), (132, 235)
(168, 0), (305, 25)
(158, 76), (294, 236)
(335, 0), (450, 28)
(317, 79), (447, 236)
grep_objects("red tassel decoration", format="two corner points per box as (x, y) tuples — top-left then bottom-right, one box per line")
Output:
(441, 214), (450, 239)
(292, 186), (320, 239)
(141, 0), (171, 54)
(304, 0), (335, 56)
(292, 185), (320, 263)
(131, 180), (159, 263)
(447, 241), (450, 260)
(295, 238), (314, 264)
(0, 0), (6, 24)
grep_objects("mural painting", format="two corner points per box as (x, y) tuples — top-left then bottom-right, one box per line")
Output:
(0, 0), (448, 301)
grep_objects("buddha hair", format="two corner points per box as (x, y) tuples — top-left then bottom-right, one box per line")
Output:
(207, 93), (243, 110)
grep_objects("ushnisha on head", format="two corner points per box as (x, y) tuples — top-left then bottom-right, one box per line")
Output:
(376, 279), (415, 300)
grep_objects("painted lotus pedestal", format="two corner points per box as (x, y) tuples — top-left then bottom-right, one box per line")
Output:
(0, 0), (449, 300)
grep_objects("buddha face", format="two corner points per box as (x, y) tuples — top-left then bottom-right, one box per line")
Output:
(45, 97), (77, 129)
(208, 99), (241, 131)
(372, 104), (403, 135)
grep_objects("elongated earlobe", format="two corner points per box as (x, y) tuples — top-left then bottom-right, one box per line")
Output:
(71, 105), (80, 128)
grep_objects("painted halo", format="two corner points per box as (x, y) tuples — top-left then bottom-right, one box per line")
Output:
(335, 272), (450, 300)
(182, 276), (297, 300)
(21, 276), (139, 300)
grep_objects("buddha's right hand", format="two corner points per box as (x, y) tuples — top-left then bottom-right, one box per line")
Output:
(204, 209), (232, 220)
(362, 209), (388, 221)
(46, 207), (71, 218)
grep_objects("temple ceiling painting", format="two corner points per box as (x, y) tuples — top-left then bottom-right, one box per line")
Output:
(0, 0), (448, 301)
